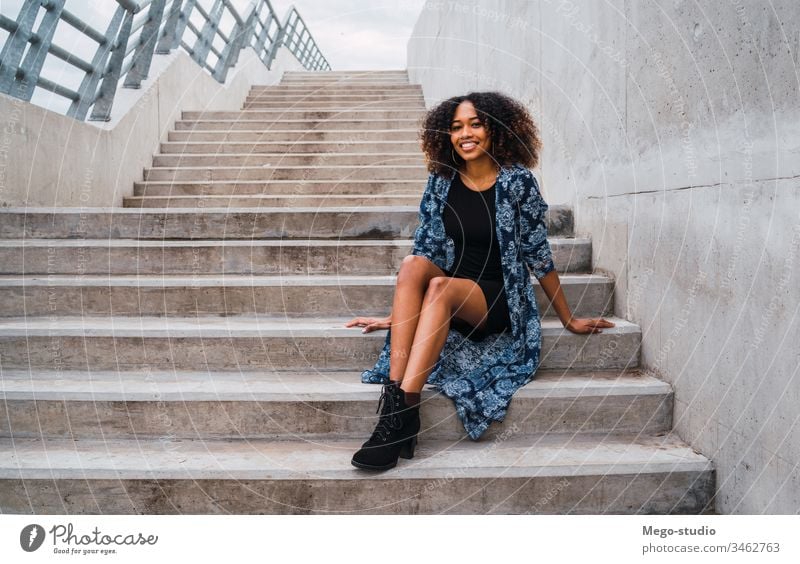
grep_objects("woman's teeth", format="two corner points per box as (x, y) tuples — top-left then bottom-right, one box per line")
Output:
(461, 142), (477, 150)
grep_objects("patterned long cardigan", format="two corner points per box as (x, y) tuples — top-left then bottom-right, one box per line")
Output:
(361, 162), (556, 440)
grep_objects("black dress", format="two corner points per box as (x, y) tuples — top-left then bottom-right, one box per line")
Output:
(442, 173), (512, 341)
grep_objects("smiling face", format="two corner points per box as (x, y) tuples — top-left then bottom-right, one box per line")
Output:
(450, 100), (492, 164)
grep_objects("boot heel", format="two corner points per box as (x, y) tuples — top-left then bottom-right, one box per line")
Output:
(399, 435), (417, 459)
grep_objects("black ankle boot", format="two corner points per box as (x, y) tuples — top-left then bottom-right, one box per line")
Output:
(351, 382), (421, 471)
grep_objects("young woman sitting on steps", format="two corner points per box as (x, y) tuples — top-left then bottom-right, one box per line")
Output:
(345, 91), (615, 471)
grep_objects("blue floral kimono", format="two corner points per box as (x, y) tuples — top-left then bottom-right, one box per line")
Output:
(360, 163), (556, 440)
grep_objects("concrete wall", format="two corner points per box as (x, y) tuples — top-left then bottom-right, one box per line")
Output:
(408, 0), (800, 514)
(0, 46), (304, 207)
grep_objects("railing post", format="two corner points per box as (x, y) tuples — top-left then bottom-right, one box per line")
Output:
(68, 4), (126, 121)
(265, 7), (290, 69)
(2, 0), (66, 101)
(156, 0), (184, 54)
(0, 0), (41, 96)
(124, 0), (166, 88)
(212, 4), (254, 82)
(89, 6), (135, 121)
(191, 0), (223, 67)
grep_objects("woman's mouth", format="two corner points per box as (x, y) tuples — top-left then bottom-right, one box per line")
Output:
(460, 141), (478, 152)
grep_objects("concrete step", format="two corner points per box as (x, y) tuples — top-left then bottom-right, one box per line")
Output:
(0, 206), (572, 239)
(0, 368), (669, 440)
(279, 78), (411, 85)
(141, 165), (428, 182)
(160, 140), (422, 154)
(0, 237), (591, 275)
(0, 207), (431, 238)
(124, 194), (426, 207)
(250, 84), (422, 93)
(244, 94), (424, 102)
(181, 109), (426, 121)
(131, 180), (422, 197)
(242, 100), (424, 110)
(0, 432), (713, 514)
(282, 70), (409, 77)
(151, 152), (426, 168)
(0, 315), (640, 371)
(168, 129), (420, 141)
(173, 119), (422, 132)
(0, 272), (607, 317)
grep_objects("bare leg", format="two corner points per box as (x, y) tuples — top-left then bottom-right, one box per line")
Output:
(400, 276), (490, 394)
(388, 255), (448, 383)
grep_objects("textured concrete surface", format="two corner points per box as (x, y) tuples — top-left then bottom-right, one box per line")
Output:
(0, 205), (573, 238)
(0, 315), (640, 371)
(0, 273), (611, 318)
(407, 0), (799, 513)
(0, 368), (671, 439)
(0, 433), (713, 514)
(0, 237), (592, 275)
(0, 47), (304, 207)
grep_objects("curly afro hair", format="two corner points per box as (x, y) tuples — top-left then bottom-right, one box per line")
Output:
(419, 91), (542, 175)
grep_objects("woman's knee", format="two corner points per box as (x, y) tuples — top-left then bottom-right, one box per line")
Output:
(396, 254), (436, 286)
(421, 276), (454, 310)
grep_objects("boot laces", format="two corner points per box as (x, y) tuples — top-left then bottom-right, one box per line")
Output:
(371, 385), (402, 443)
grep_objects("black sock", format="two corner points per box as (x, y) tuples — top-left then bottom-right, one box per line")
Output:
(403, 391), (420, 407)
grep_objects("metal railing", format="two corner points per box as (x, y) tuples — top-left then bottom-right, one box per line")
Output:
(0, 0), (330, 122)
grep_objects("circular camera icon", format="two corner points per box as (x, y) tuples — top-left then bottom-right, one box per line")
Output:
(20, 524), (46, 552)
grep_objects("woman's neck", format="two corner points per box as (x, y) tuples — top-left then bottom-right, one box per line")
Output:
(461, 157), (499, 187)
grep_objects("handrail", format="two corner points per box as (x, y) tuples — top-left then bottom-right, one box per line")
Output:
(0, 0), (331, 122)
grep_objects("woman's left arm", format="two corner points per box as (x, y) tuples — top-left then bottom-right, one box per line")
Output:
(518, 170), (615, 335)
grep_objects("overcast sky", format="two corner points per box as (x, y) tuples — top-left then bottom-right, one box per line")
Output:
(0, 0), (426, 114)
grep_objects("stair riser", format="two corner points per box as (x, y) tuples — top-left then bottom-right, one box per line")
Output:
(0, 241), (591, 275)
(251, 85), (421, 92)
(244, 95), (424, 102)
(133, 182), (423, 196)
(124, 195), (426, 207)
(151, 154), (425, 167)
(168, 130), (419, 141)
(0, 210), (424, 239)
(0, 331), (641, 371)
(242, 101), (424, 109)
(0, 279), (611, 317)
(281, 76), (410, 80)
(160, 142), (421, 154)
(0, 393), (670, 440)
(142, 167), (428, 181)
(173, 121), (421, 132)
(279, 79), (411, 85)
(181, 110), (426, 120)
(0, 206), (574, 239)
(0, 471), (712, 514)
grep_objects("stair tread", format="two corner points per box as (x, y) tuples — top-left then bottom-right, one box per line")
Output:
(146, 164), (427, 170)
(0, 315), (637, 336)
(0, 273), (611, 286)
(0, 237), (589, 247)
(152, 152), (424, 157)
(0, 368), (666, 399)
(0, 432), (710, 480)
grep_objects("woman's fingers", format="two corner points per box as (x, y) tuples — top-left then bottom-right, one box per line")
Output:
(345, 317), (374, 327)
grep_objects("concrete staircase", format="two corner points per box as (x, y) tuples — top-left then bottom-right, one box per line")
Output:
(0, 69), (715, 514)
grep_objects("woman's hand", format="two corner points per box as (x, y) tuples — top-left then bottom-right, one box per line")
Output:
(564, 317), (615, 334)
(344, 315), (392, 333)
